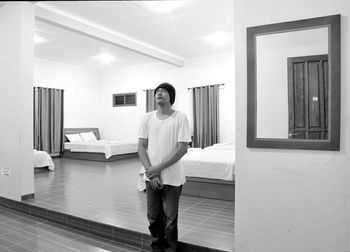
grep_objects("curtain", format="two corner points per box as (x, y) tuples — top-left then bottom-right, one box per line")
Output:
(33, 87), (64, 155)
(192, 85), (219, 148)
(146, 89), (157, 112)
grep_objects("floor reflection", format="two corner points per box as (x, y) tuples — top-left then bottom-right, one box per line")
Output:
(30, 157), (234, 251)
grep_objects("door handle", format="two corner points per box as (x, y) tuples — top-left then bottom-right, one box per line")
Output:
(288, 133), (298, 137)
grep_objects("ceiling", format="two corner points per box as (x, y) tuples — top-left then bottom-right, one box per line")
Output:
(34, 1), (234, 71)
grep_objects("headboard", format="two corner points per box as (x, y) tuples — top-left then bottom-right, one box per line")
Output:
(64, 128), (100, 142)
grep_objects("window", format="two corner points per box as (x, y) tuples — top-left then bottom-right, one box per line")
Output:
(113, 92), (137, 107)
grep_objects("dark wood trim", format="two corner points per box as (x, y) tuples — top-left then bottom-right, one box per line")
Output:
(247, 14), (340, 151)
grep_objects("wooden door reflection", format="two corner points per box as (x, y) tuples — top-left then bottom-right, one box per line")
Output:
(288, 54), (328, 139)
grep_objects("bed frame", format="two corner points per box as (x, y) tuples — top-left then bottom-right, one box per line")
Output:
(182, 177), (235, 201)
(62, 128), (138, 162)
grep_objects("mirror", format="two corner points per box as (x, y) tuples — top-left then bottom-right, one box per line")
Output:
(247, 14), (341, 150)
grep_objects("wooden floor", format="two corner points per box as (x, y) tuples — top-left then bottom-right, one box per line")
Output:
(28, 157), (234, 252)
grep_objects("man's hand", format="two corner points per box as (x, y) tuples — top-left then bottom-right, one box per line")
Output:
(149, 176), (163, 190)
(145, 166), (160, 179)
(145, 142), (188, 180)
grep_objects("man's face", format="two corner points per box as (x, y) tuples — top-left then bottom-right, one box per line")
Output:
(155, 88), (170, 105)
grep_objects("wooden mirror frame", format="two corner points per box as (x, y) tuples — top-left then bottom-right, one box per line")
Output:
(247, 14), (341, 150)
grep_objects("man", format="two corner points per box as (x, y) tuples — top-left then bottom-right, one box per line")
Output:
(138, 82), (191, 252)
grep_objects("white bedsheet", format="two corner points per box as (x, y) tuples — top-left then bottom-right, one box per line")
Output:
(182, 142), (235, 181)
(64, 140), (138, 159)
(33, 150), (54, 171)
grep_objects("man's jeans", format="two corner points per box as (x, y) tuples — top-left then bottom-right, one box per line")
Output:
(146, 182), (182, 252)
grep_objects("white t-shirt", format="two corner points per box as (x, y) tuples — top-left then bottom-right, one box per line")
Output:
(138, 110), (191, 186)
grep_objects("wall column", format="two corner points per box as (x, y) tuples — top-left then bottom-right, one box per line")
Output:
(0, 2), (34, 201)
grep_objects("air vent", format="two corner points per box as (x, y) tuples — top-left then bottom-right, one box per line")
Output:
(113, 92), (137, 107)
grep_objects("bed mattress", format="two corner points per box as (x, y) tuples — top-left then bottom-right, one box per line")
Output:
(33, 150), (54, 170)
(182, 143), (235, 181)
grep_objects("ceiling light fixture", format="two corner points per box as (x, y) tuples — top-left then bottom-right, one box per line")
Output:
(204, 31), (231, 48)
(33, 34), (47, 44)
(94, 52), (115, 65)
(140, 1), (187, 14)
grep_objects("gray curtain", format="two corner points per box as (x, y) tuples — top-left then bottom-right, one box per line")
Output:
(33, 87), (64, 155)
(146, 89), (157, 112)
(192, 85), (219, 148)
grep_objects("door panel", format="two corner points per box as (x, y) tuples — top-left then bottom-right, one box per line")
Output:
(288, 55), (328, 139)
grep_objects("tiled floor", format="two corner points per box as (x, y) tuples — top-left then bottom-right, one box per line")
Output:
(26, 157), (234, 251)
(0, 206), (146, 251)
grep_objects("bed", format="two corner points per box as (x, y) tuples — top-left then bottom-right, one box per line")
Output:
(181, 142), (235, 201)
(62, 128), (138, 162)
(33, 150), (55, 171)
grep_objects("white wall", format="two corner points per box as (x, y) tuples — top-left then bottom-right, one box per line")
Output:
(234, 1), (350, 252)
(98, 53), (235, 143)
(0, 2), (34, 200)
(34, 59), (101, 128)
(34, 53), (234, 145)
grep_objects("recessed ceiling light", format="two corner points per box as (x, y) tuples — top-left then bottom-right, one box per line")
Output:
(94, 52), (115, 65)
(140, 1), (187, 14)
(204, 31), (231, 48)
(33, 34), (47, 44)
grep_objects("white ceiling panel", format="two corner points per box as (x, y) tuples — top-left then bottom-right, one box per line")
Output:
(34, 0), (234, 71)
(34, 20), (158, 70)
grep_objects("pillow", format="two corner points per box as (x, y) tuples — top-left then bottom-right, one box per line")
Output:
(80, 131), (97, 142)
(65, 133), (83, 143)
